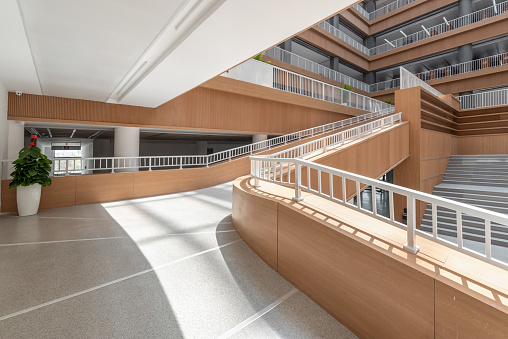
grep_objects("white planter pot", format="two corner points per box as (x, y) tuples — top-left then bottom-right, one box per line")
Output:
(17, 184), (42, 217)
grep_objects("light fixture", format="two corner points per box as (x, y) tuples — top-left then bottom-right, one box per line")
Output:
(421, 25), (431, 36)
(384, 39), (396, 48)
(47, 128), (52, 138)
(88, 131), (105, 139)
(443, 17), (450, 26)
(174, 0), (205, 30)
(70, 129), (76, 139)
(400, 30), (407, 38)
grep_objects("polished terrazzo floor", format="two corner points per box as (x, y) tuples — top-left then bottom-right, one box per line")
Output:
(0, 182), (356, 339)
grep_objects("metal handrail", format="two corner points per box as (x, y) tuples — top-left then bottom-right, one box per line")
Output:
(354, 0), (419, 21)
(331, 1), (508, 56)
(1, 107), (395, 178)
(264, 46), (371, 93)
(317, 21), (371, 56)
(352, 4), (370, 20)
(249, 124), (508, 269)
(416, 52), (508, 82)
(223, 59), (393, 112)
(459, 87), (508, 110)
(267, 113), (402, 160)
(400, 66), (443, 97)
(371, 0), (508, 56)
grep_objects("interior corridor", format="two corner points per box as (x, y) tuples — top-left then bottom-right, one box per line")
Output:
(0, 182), (356, 338)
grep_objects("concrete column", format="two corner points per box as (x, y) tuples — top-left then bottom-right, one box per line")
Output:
(330, 56), (340, 72)
(458, 44), (473, 64)
(329, 15), (339, 28)
(252, 134), (268, 144)
(114, 126), (139, 172)
(365, 0), (376, 12)
(365, 36), (376, 49)
(7, 120), (25, 159)
(280, 39), (292, 53)
(0, 84), (9, 183)
(196, 141), (208, 155)
(458, 0), (473, 17)
(364, 71), (377, 85)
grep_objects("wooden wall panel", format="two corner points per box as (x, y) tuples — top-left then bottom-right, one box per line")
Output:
(8, 76), (362, 136)
(368, 0), (457, 34)
(435, 280), (508, 338)
(75, 173), (134, 205)
(301, 123), (410, 200)
(1, 177), (77, 212)
(297, 27), (370, 71)
(393, 88), (422, 222)
(456, 134), (508, 154)
(132, 170), (180, 198)
(233, 175), (508, 338)
(232, 181), (279, 270)
(370, 13), (508, 70)
(1, 181), (16, 212)
(277, 202), (435, 338)
(39, 176), (77, 210)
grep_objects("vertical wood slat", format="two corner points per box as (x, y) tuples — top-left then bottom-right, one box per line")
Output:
(6, 80), (355, 135)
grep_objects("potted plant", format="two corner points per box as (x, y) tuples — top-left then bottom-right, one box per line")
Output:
(341, 84), (354, 104)
(9, 146), (52, 216)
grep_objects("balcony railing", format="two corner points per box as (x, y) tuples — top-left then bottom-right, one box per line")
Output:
(400, 66), (443, 97)
(266, 113), (402, 160)
(352, 4), (370, 20)
(459, 88), (508, 110)
(372, 0), (508, 56)
(317, 21), (371, 56)
(223, 59), (393, 112)
(264, 46), (371, 92)
(265, 41), (508, 96)
(250, 123), (508, 270)
(1, 106), (395, 178)
(331, 1), (508, 57)
(353, 0), (419, 21)
(417, 52), (508, 82)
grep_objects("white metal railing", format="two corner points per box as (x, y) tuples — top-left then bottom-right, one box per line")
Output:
(223, 59), (393, 112)
(416, 52), (508, 82)
(338, 1), (508, 56)
(267, 113), (402, 160)
(352, 3), (370, 20)
(250, 156), (508, 270)
(369, 78), (400, 93)
(317, 21), (371, 56)
(1, 107), (395, 178)
(371, 0), (508, 56)
(264, 46), (371, 92)
(353, 0), (419, 21)
(459, 88), (508, 110)
(400, 67), (443, 97)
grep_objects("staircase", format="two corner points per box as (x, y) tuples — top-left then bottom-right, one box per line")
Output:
(420, 155), (508, 247)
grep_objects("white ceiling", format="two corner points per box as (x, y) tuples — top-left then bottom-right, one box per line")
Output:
(0, 0), (358, 108)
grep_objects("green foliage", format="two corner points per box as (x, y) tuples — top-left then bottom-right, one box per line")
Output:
(342, 84), (354, 92)
(384, 98), (395, 105)
(253, 52), (271, 64)
(9, 146), (52, 189)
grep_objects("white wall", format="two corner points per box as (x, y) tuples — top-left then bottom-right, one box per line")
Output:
(0, 83), (8, 210)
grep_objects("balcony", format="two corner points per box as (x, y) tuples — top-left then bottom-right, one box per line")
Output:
(353, 0), (419, 21)
(322, 1), (508, 57)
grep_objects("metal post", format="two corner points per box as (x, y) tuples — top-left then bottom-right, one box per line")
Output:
(253, 161), (261, 188)
(293, 163), (304, 202)
(403, 196), (420, 254)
